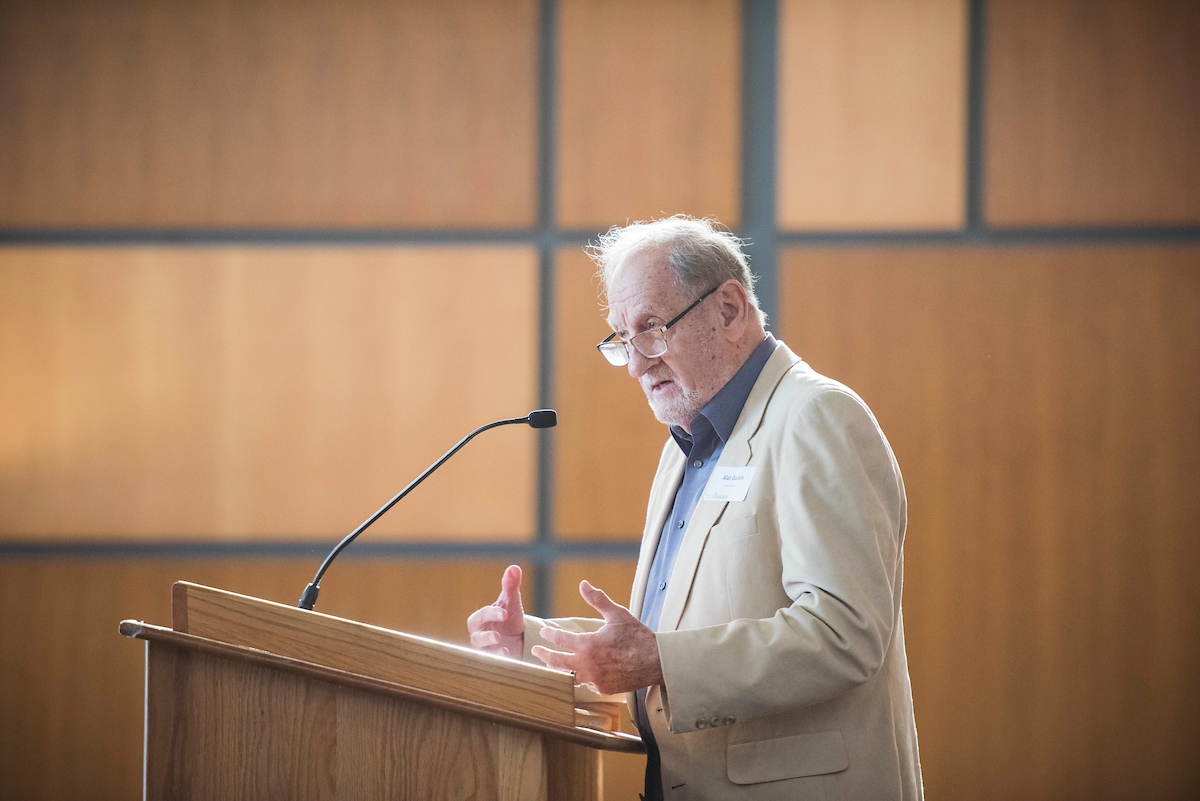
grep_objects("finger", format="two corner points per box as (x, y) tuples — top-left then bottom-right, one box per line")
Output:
(579, 580), (623, 619)
(539, 626), (580, 652)
(470, 630), (501, 649)
(531, 645), (574, 672)
(466, 605), (505, 633)
(478, 606), (508, 624)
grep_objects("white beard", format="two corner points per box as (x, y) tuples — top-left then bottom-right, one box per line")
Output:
(637, 320), (727, 430)
(647, 388), (705, 429)
(641, 369), (709, 429)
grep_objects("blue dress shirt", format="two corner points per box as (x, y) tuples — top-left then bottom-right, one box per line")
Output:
(634, 334), (777, 798)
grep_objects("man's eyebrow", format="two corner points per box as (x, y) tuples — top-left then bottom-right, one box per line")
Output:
(622, 307), (660, 330)
(608, 302), (665, 336)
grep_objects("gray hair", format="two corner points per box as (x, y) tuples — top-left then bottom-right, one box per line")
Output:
(587, 215), (767, 326)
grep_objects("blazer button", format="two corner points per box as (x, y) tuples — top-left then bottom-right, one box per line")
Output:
(710, 716), (722, 727)
(724, 716), (736, 726)
(695, 718), (708, 729)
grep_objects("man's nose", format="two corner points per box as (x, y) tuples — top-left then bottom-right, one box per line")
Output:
(627, 346), (656, 378)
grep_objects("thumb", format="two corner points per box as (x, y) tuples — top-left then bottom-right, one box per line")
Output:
(579, 580), (622, 620)
(498, 564), (524, 612)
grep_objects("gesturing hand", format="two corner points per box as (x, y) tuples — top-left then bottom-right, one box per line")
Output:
(466, 564), (525, 658)
(531, 580), (664, 695)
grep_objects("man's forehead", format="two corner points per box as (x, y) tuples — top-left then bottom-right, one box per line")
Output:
(604, 251), (680, 324)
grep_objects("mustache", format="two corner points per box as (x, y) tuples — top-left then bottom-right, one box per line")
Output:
(641, 366), (677, 389)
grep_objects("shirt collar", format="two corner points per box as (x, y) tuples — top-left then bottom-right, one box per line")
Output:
(669, 333), (778, 450)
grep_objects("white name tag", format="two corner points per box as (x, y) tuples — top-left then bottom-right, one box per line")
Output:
(702, 467), (757, 503)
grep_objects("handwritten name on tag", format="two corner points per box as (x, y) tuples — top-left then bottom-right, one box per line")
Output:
(702, 467), (757, 503)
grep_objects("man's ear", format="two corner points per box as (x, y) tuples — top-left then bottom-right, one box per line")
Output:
(717, 280), (750, 338)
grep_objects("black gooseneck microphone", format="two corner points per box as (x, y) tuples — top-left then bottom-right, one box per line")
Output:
(298, 409), (557, 610)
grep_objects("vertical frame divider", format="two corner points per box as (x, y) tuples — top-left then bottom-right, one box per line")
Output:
(533, 0), (559, 619)
(965, 0), (988, 231)
(742, 0), (780, 329)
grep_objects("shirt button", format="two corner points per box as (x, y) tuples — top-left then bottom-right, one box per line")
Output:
(693, 459), (703, 468)
(676, 520), (685, 528)
(658, 581), (667, 590)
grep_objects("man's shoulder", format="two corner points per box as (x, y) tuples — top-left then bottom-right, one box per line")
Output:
(758, 352), (886, 444)
(769, 351), (865, 411)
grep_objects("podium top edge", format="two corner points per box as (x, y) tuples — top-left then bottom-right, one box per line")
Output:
(120, 620), (645, 754)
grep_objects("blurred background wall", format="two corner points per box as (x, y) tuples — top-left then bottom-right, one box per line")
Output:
(1, 0), (1197, 798)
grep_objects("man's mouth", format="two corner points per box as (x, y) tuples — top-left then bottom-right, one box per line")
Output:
(647, 378), (674, 394)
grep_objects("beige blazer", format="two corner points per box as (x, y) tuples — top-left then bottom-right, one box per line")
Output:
(527, 342), (922, 800)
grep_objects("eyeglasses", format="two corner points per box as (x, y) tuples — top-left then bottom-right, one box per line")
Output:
(596, 284), (721, 367)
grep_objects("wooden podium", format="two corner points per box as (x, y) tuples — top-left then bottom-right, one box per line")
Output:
(120, 582), (642, 800)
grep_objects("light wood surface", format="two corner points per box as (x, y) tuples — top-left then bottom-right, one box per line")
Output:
(556, 0), (741, 228)
(986, 0), (1200, 226)
(574, 703), (622, 733)
(124, 621), (641, 751)
(174, 581), (578, 726)
(0, 0), (538, 228)
(142, 639), (587, 800)
(0, 557), (525, 801)
(781, 245), (1200, 801)
(546, 739), (602, 801)
(0, 246), (538, 540)
(145, 641), (338, 799)
(552, 249), (667, 540)
(778, 0), (967, 230)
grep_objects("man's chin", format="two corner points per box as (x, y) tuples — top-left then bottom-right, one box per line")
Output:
(646, 395), (696, 429)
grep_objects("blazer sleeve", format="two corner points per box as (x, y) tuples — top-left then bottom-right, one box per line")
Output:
(655, 388), (905, 732)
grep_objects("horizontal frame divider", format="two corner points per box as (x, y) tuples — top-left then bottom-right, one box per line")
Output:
(0, 228), (604, 247)
(0, 539), (642, 560)
(2, 226), (1197, 249)
(779, 226), (1200, 248)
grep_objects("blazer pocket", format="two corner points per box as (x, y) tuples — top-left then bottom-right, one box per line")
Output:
(727, 730), (848, 785)
(712, 513), (758, 541)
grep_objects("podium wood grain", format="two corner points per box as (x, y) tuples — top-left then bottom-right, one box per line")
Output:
(144, 642), (569, 800)
(129, 581), (642, 799)
(173, 581), (577, 727)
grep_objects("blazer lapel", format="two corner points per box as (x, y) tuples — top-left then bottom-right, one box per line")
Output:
(655, 344), (802, 633)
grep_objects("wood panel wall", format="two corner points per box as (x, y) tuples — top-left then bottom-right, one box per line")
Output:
(557, 0), (741, 228)
(986, 0), (1200, 226)
(778, 0), (967, 230)
(3, 0), (1199, 799)
(0, 0), (538, 228)
(0, 247), (539, 540)
(552, 249), (665, 540)
(780, 245), (1200, 801)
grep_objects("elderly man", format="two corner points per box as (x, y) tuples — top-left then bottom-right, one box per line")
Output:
(468, 216), (922, 800)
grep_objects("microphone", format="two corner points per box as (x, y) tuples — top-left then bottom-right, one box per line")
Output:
(298, 409), (557, 611)
(527, 409), (556, 429)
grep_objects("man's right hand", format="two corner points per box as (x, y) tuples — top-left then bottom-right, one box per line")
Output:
(466, 564), (526, 658)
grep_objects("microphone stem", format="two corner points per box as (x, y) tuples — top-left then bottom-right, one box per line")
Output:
(299, 416), (528, 610)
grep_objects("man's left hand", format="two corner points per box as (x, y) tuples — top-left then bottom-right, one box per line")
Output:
(531, 581), (664, 695)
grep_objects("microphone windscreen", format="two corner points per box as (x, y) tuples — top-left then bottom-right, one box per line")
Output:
(527, 409), (557, 429)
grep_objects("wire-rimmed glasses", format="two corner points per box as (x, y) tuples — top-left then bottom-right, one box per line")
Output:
(596, 284), (721, 367)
